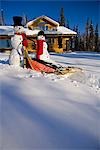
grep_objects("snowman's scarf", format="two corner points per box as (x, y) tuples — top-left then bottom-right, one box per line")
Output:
(36, 40), (45, 59)
(15, 33), (28, 47)
(14, 33), (28, 56)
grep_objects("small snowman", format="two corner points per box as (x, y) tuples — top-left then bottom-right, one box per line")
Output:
(9, 16), (28, 66)
(36, 30), (50, 61)
(36, 30), (59, 67)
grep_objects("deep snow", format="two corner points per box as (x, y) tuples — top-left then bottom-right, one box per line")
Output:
(0, 52), (100, 150)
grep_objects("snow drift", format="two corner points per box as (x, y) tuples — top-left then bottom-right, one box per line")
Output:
(0, 52), (100, 150)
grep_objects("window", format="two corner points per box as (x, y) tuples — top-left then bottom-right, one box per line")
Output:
(0, 39), (12, 48)
(45, 26), (48, 30)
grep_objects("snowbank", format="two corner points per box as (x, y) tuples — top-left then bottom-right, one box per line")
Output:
(0, 52), (100, 149)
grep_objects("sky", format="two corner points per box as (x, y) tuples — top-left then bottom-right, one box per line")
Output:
(0, 0), (100, 33)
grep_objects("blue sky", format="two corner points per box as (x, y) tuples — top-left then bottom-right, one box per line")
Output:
(1, 0), (100, 33)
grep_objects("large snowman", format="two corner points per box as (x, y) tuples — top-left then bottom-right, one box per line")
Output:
(9, 16), (28, 66)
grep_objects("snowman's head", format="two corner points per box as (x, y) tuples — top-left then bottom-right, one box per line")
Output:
(37, 31), (45, 40)
(14, 26), (25, 34)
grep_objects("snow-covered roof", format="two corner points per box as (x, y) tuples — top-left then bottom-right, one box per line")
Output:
(0, 26), (14, 35)
(0, 26), (40, 36)
(23, 28), (40, 35)
(44, 30), (61, 35)
(0, 25), (77, 36)
(44, 27), (77, 35)
(26, 15), (59, 27)
(57, 26), (77, 35)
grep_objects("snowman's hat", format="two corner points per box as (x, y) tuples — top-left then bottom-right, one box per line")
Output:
(38, 30), (45, 36)
(13, 16), (22, 26)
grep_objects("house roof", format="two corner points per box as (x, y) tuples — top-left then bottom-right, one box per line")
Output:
(0, 25), (77, 36)
(57, 26), (77, 35)
(0, 26), (40, 36)
(23, 28), (40, 35)
(44, 27), (77, 35)
(26, 15), (59, 27)
(0, 26), (14, 35)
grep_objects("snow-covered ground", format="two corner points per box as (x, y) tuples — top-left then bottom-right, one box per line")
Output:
(0, 51), (100, 150)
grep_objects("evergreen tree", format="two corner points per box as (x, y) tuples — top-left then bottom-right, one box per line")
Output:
(74, 25), (79, 50)
(85, 18), (89, 50)
(69, 26), (75, 50)
(73, 25), (76, 32)
(78, 32), (82, 50)
(66, 19), (69, 28)
(71, 25), (80, 51)
(79, 36), (84, 51)
(59, 7), (66, 26)
(95, 24), (99, 52)
(89, 20), (95, 51)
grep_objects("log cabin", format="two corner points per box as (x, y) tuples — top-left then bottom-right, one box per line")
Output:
(0, 15), (77, 53)
(26, 15), (77, 53)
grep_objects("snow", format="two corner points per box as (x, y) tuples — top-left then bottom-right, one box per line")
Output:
(57, 26), (77, 35)
(0, 26), (40, 36)
(24, 28), (40, 35)
(0, 26), (14, 35)
(0, 25), (76, 36)
(0, 51), (100, 149)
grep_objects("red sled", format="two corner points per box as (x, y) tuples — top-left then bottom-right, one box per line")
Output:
(26, 56), (56, 74)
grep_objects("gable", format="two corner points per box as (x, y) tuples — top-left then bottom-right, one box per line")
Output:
(26, 15), (59, 30)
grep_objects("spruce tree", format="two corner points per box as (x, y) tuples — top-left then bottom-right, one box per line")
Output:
(70, 25), (80, 51)
(89, 20), (94, 51)
(78, 32), (82, 51)
(73, 25), (76, 31)
(66, 19), (69, 28)
(71, 25), (76, 50)
(74, 25), (79, 51)
(79, 36), (84, 51)
(85, 18), (89, 50)
(59, 7), (66, 26)
(95, 24), (99, 52)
